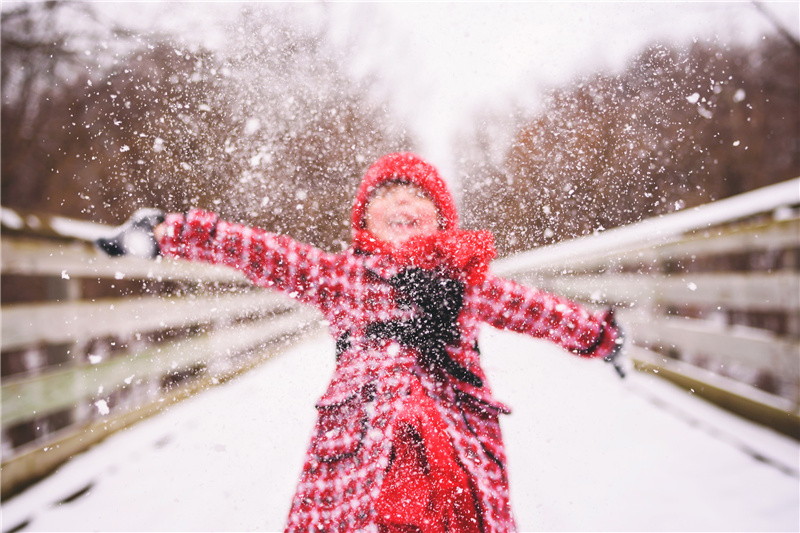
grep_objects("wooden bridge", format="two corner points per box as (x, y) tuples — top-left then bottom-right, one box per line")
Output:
(2, 177), (798, 501)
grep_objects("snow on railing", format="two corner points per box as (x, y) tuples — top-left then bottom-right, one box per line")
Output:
(494, 177), (800, 439)
(495, 177), (800, 276)
(0, 208), (323, 498)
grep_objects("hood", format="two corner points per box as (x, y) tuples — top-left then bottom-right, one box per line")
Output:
(351, 152), (458, 237)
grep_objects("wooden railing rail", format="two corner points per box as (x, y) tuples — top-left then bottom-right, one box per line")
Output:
(2, 291), (293, 351)
(494, 177), (800, 439)
(2, 178), (798, 497)
(1, 309), (319, 428)
(496, 178), (800, 275)
(0, 210), (322, 497)
(539, 272), (799, 313)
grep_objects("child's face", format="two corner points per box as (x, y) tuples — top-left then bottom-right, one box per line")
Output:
(364, 182), (440, 246)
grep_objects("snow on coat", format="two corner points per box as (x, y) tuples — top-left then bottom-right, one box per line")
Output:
(156, 154), (620, 532)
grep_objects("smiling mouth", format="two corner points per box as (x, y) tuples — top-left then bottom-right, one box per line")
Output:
(388, 216), (418, 229)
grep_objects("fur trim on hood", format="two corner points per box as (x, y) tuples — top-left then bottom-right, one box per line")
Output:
(351, 152), (459, 235)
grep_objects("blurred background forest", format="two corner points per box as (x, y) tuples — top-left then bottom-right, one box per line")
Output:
(458, 33), (800, 254)
(1, 2), (413, 251)
(2, 1), (798, 255)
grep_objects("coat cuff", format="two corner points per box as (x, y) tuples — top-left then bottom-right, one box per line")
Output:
(574, 307), (623, 359)
(156, 209), (219, 261)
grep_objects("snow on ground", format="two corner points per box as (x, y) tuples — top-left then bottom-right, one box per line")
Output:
(3, 329), (798, 532)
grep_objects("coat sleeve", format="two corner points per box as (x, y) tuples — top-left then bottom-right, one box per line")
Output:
(156, 209), (344, 307)
(467, 273), (621, 359)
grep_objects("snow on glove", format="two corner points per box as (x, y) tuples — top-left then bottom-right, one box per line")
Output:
(95, 208), (165, 259)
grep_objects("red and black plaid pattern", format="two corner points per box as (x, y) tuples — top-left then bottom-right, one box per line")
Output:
(158, 210), (619, 533)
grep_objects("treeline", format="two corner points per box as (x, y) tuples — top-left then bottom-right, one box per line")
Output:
(3, 3), (799, 257)
(458, 36), (799, 256)
(1, 2), (412, 250)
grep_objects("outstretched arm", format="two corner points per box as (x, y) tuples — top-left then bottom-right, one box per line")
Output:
(157, 209), (346, 305)
(468, 274), (624, 365)
(101, 208), (344, 307)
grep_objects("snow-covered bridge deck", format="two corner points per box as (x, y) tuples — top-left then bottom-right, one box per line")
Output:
(3, 329), (798, 532)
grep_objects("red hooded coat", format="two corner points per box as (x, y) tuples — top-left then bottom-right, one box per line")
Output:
(157, 153), (620, 532)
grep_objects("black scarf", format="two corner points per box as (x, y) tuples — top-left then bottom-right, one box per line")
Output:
(365, 268), (483, 388)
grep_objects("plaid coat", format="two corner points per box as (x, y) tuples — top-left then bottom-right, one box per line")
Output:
(158, 208), (620, 533)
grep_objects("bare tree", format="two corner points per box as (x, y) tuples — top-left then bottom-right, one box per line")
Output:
(460, 36), (799, 255)
(2, 2), (414, 250)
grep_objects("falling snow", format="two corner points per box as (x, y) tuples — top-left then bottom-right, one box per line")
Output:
(1, 2), (798, 532)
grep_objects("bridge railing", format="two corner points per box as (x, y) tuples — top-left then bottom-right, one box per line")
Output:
(494, 178), (800, 439)
(0, 210), (322, 497)
(2, 179), (798, 497)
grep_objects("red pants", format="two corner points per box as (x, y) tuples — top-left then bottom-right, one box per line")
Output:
(376, 382), (482, 533)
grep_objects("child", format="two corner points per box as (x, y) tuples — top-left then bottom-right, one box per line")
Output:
(98, 152), (623, 533)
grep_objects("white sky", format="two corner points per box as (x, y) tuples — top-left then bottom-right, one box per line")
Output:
(323, 2), (799, 179)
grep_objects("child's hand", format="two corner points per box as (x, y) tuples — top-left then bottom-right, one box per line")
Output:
(153, 222), (166, 242)
(95, 208), (165, 259)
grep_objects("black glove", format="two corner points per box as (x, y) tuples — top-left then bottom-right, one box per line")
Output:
(95, 208), (165, 259)
(366, 268), (483, 388)
(604, 320), (626, 379)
